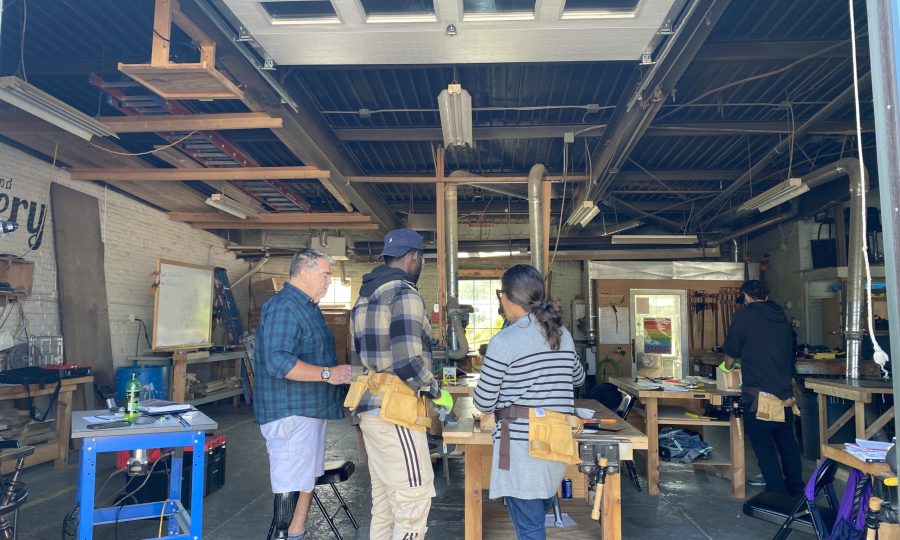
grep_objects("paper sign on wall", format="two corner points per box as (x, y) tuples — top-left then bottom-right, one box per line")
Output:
(643, 318), (672, 355)
(598, 306), (630, 344)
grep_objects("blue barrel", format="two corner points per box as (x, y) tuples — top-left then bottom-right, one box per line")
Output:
(116, 366), (169, 403)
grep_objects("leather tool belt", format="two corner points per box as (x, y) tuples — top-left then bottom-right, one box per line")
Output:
(495, 405), (583, 470)
(344, 372), (432, 431)
(745, 386), (800, 423)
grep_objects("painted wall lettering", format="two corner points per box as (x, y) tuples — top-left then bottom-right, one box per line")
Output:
(0, 180), (47, 250)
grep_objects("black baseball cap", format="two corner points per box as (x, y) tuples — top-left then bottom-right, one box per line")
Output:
(380, 228), (424, 257)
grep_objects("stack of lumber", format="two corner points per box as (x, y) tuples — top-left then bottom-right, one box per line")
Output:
(0, 402), (52, 445)
(184, 375), (241, 400)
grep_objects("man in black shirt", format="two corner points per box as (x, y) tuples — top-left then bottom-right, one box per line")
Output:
(723, 280), (803, 497)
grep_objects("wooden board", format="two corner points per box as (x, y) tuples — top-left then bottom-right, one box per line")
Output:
(50, 184), (115, 386)
(118, 62), (243, 100)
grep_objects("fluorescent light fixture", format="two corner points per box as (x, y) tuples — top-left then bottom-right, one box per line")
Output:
(0, 76), (117, 141)
(458, 250), (524, 258)
(205, 193), (258, 219)
(737, 177), (811, 213)
(565, 199), (601, 227)
(438, 83), (473, 148)
(611, 234), (699, 245)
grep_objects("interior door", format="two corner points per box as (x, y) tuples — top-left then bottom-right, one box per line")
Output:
(630, 289), (688, 379)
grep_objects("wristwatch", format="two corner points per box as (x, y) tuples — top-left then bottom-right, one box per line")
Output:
(320, 368), (332, 382)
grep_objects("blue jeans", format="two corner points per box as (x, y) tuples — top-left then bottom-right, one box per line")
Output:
(505, 497), (552, 540)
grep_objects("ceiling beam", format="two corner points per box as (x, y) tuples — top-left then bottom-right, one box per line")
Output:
(190, 222), (379, 230)
(696, 75), (870, 226)
(694, 40), (849, 62)
(168, 212), (373, 223)
(587, 0), (731, 207)
(334, 121), (870, 142)
(96, 112), (283, 132)
(346, 175), (587, 184)
(68, 166), (330, 182)
(183, 1), (400, 232)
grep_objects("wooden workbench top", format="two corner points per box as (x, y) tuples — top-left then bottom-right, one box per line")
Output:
(821, 444), (893, 476)
(609, 376), (740, 399)
(805, 378), (894, 398)
(441, 397), (648, 450)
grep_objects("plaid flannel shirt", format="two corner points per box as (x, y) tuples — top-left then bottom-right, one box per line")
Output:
(252, 283), (344, 424)
(350, 277), (440, 413)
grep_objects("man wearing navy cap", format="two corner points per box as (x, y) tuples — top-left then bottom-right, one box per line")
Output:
(349, 229), (450, 539)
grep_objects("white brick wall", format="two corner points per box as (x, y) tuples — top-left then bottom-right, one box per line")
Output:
(0, 142), (248, 368)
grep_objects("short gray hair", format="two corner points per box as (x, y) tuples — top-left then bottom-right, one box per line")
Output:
(289, 248), (333, 278)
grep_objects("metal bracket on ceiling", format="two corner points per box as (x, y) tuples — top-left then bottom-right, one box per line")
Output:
(235, 26), (253, 42)
(260, 57), (277, 71)
(640, 53), (655, 66)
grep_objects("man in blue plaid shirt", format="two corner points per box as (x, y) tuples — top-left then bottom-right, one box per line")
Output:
(350, 229), (450, 540)
(253, 248), (352, 540)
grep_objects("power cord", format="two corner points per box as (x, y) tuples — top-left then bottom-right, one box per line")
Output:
(133, 319), (152, 356)
(848, 0), (890, 375)
(111, 452), (173, 540)
(61, 467), (127, 538)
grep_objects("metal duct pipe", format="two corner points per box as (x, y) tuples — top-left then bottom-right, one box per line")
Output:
(716, 202), (800, 244)
(582, 261), (596, 344)
(720, 158), (867, 377)
(799, 159), (868, 379)
(444, 183), (469, 357)
(528, 164), (547, 274)
(732, 239), (740, 263)
(445, 184), (459, 303)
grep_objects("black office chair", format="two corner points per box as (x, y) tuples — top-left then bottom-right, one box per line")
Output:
(742, 459), (838, 540)
(614, 392), (642, 492)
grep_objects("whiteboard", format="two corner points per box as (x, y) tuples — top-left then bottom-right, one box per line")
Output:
(152, 259), (214, 351)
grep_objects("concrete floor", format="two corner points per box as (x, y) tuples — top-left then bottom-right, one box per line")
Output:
(17, 404), (815, 539)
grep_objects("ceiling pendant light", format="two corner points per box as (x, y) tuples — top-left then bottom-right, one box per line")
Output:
(437, 83), (473, 148)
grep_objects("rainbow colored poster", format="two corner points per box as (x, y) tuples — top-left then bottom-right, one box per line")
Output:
(643, 318), (673, 355)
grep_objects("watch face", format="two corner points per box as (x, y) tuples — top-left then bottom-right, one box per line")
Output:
(321, 369), (331, 380)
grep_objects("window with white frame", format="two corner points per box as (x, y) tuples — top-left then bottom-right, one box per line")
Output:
(320, 277), (352, 308)
(458, 278), (505, 349)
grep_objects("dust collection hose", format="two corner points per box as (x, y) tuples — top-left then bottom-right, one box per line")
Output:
(591, 457), (609, 521)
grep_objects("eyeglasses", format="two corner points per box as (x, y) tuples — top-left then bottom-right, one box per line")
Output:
(496, 289), (504, 301)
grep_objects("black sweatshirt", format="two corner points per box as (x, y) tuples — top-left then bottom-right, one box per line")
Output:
(723, 300), (796, 400)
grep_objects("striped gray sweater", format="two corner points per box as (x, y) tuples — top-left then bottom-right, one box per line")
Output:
(473, 314), (586, 442)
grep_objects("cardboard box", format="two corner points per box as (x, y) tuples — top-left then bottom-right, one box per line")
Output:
(716, 367), (742, 391)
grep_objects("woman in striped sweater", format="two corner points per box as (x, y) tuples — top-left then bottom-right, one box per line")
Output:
(474, 264), (586, 540)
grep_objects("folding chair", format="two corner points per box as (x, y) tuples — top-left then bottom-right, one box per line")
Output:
(742, 459), (839, 539)
(312, 461), (359, 540)
(615, 392), (642, 492)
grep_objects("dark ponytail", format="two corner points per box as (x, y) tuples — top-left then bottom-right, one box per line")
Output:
(501, 264), (564, 351)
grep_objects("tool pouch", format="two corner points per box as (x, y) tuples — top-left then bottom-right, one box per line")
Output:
(343, 374), (369, 412)
(527, 407), (584, 465)
(379, 377), (432, 432)
(756, 392), (796, 422)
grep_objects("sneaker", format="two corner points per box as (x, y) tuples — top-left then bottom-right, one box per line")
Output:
(748, 474), (766, 487)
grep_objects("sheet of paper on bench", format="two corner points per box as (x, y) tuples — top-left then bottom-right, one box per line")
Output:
(142, 399), (193, 414)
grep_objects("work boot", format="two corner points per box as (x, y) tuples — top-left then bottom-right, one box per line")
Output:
(748, 474), (766, 487)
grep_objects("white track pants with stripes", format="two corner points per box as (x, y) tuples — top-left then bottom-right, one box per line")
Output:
(359, 413), (435, 540)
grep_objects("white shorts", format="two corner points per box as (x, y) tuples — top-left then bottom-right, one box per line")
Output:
(260, 415), (326, 493)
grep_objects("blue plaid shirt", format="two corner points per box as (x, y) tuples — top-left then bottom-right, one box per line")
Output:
(252, 283), (345, 424)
